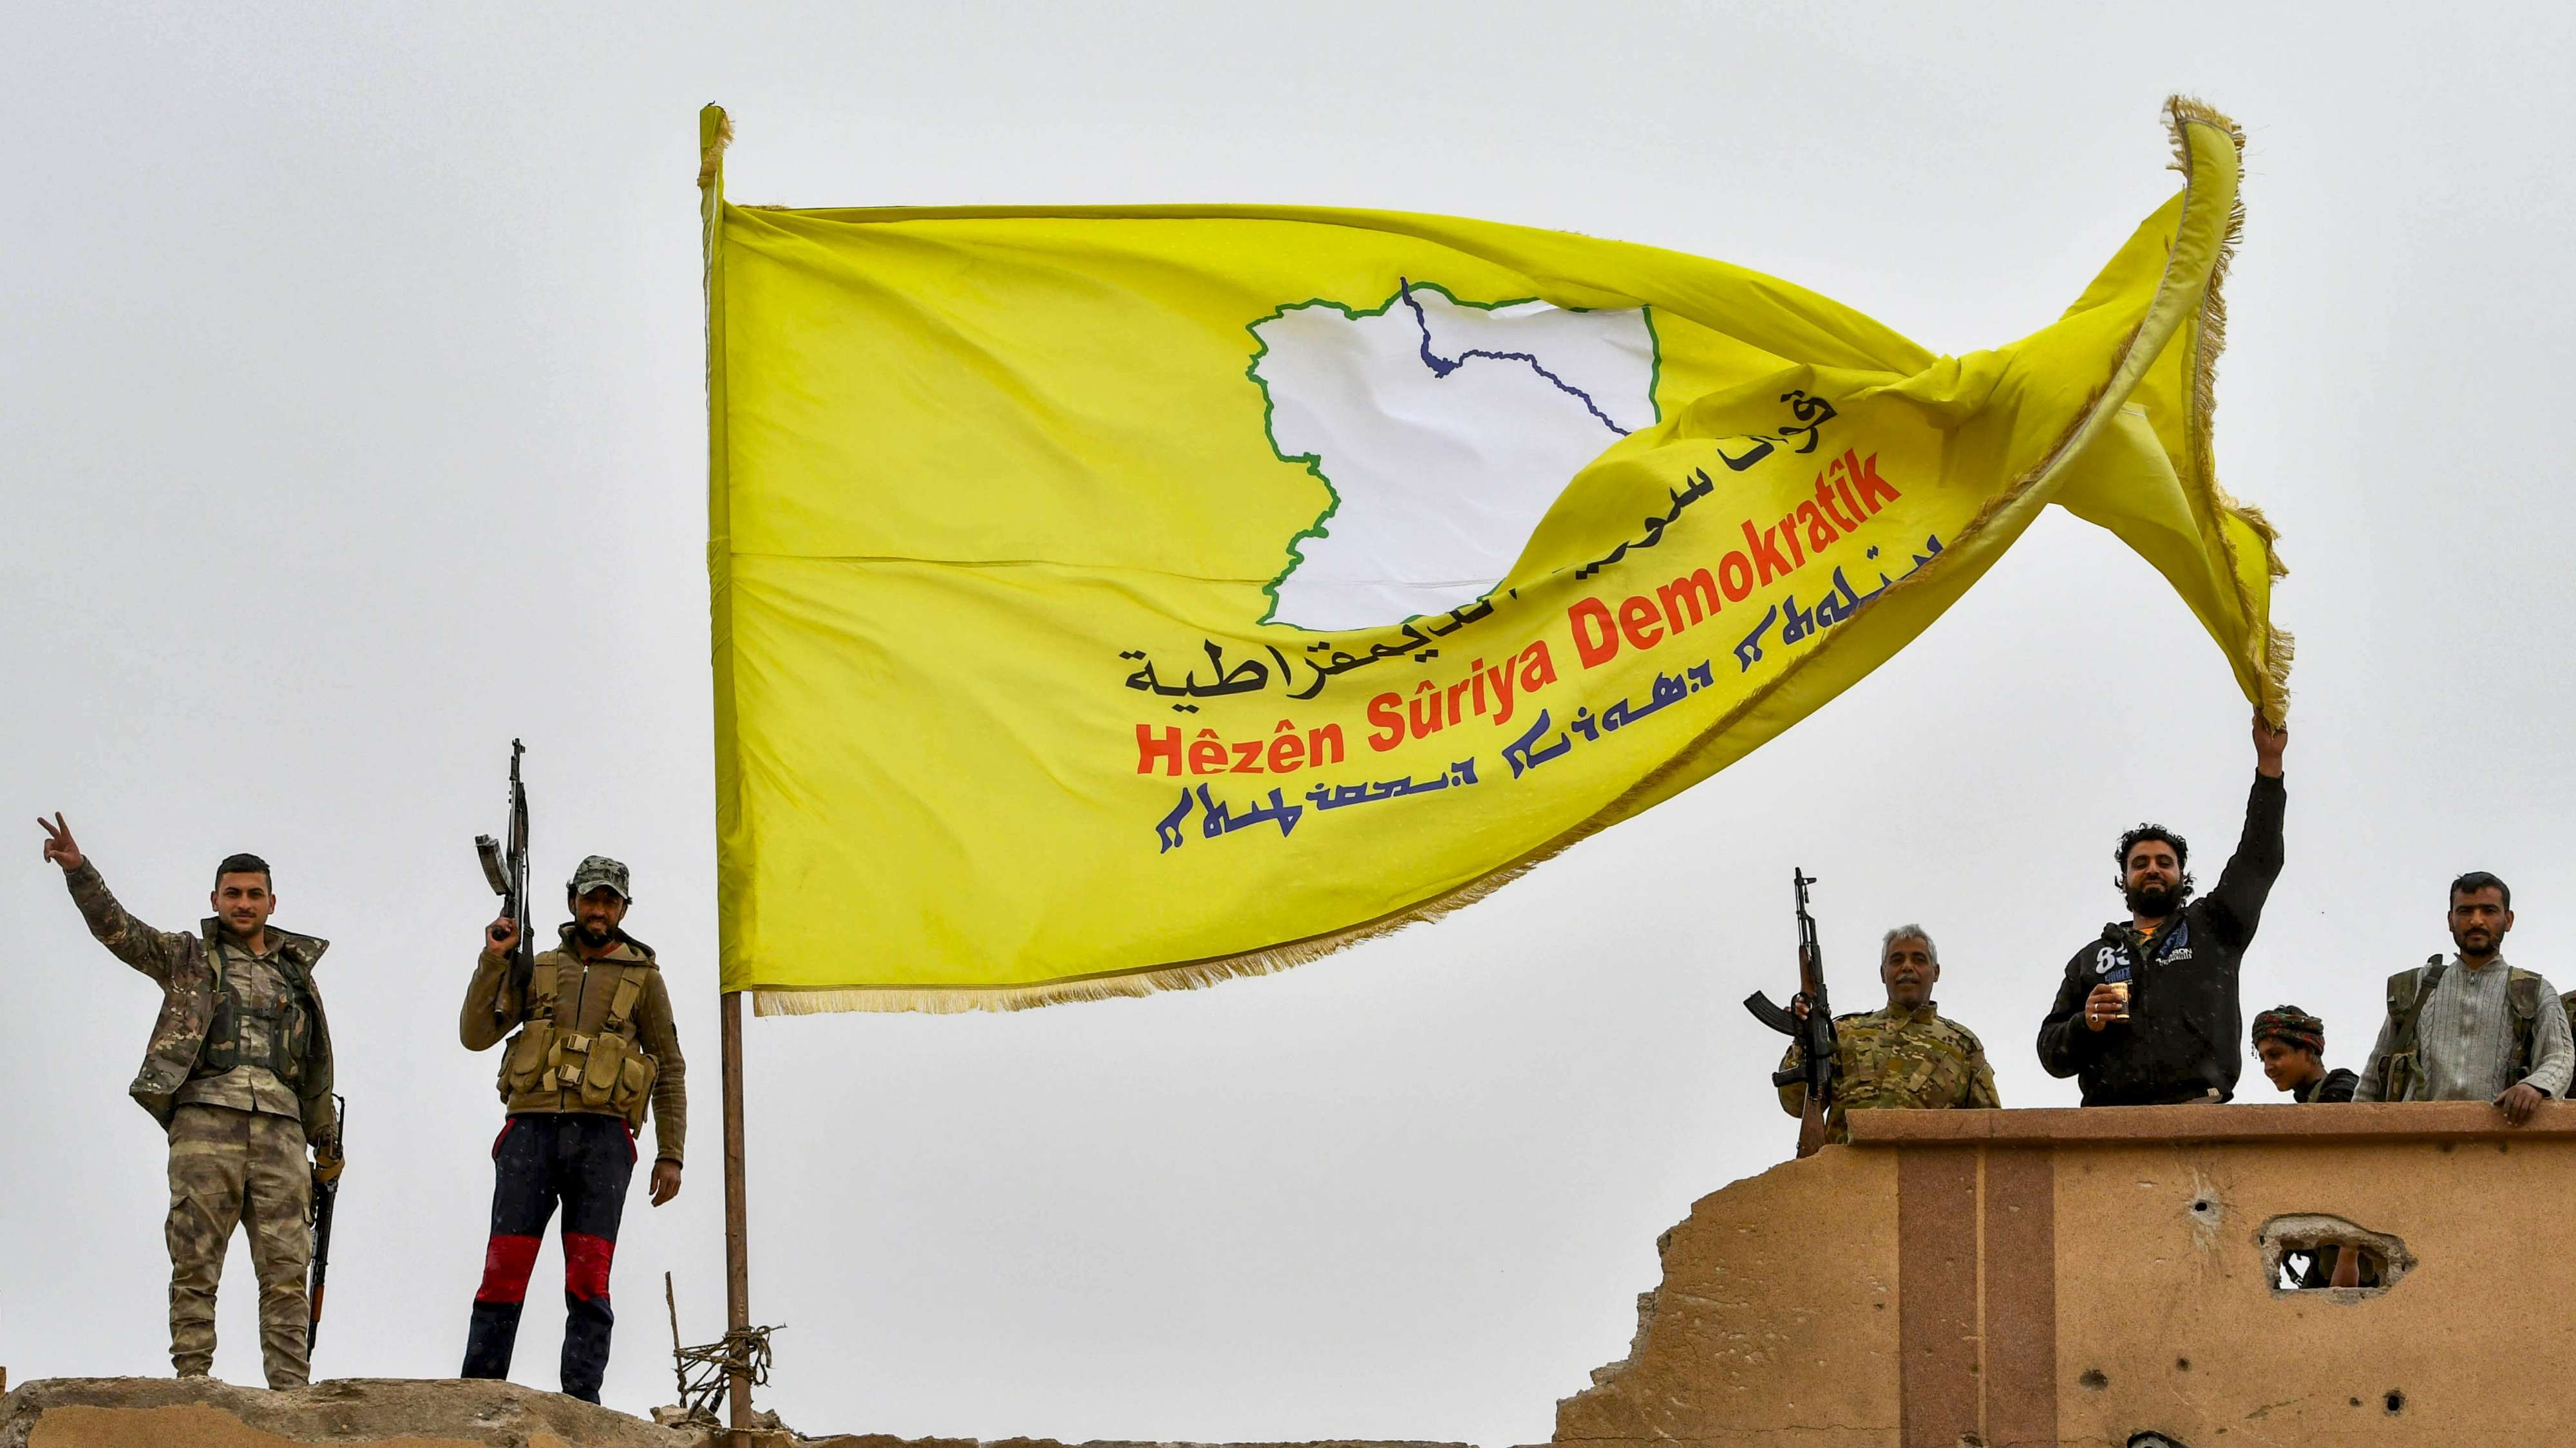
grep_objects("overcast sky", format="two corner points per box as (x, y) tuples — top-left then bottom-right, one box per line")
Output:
(6, 3), (2575, 1442)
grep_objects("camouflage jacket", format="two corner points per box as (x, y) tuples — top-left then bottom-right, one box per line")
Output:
(1777, 1002), (2000, 1144)
(62, 861), (338, 1139)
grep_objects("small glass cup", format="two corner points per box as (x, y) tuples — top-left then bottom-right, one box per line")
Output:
(2106, 979), (2132, 1022)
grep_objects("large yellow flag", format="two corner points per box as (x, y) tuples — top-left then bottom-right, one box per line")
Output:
(704, 99), (2286, 1013)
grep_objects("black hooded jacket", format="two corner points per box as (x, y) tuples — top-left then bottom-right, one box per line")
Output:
(2036, 773), (2286, 1105)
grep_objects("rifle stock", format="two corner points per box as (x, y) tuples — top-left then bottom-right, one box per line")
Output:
(1795, 1091), (1829, 1158)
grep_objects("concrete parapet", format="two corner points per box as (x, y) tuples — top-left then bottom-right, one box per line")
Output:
(1560, 1100), (2576, 1446)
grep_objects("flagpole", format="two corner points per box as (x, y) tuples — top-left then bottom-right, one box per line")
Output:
(721, 988), (752, 1440)
(699, 100), (752, 1446)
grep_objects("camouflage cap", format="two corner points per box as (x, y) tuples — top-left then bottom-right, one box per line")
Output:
(567, 854), (632, 900)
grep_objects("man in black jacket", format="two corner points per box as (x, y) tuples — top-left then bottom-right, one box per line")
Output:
(2036, 717), (2287, 1105)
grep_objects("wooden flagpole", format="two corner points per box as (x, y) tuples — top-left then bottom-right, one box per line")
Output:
(701, 100), (753, 1446)
(721, 988), (752, 1440)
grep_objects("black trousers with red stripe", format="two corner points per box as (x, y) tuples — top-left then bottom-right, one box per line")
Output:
(460, 1112), (635, 1402)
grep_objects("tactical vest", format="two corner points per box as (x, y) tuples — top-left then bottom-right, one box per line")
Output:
(498, 957), (660, 1129)
(2374, 955), (2544, 1102)
(193, 942), (314, 1087)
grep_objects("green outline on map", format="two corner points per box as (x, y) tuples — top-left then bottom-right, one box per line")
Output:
(1244, 281), (1665, 629)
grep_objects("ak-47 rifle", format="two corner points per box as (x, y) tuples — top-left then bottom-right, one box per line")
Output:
(308, 1093), (346, 1343)
(475, 739), (535, 997)
(1743, 868), (1837, 1159)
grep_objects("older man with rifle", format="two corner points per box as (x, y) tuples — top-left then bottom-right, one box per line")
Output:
(1772, 924), (2001, 1147)
(39, 814), (342, 1389)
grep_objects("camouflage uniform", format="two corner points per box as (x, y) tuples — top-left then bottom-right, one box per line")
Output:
(61, 860), (337, 1389)
(166, 1105), (312, 1382)
(1777, 1002), (2000, 1145)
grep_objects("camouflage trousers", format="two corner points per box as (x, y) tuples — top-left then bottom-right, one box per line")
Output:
(166, 1103), (311, 1387)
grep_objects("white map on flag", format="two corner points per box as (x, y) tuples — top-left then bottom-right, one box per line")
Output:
(1250, 283), (1658, 630)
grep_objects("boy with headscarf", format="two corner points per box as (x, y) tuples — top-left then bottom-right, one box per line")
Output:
(2251, 1004), (2356, 1103)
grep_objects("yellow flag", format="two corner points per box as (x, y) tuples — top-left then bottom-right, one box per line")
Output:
(703, 99), (2286, 1013)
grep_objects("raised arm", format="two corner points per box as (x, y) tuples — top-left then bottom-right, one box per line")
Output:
(43, 814), (189, 984)
(459, 914), (529, 1051)
(2204, 718), (2288, 948)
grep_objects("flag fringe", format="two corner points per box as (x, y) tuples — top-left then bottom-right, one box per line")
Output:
(752, 94), (2285, 1017)
(2164, 95), (2293, 726)
(697, 110), (734, 191)
(754, 853), (1560, 1015)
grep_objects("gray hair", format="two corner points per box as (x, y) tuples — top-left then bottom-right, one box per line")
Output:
(1880, 925), (1938, 964)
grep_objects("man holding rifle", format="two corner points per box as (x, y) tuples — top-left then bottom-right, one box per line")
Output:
(1775, 925), (2000, 1145)
(458, 853), (687, 1404)
(38, 814), (341, 1389)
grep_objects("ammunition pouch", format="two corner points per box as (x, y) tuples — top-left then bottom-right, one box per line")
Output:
(2506, 972), (2544, 1084)
(194, 945), (312, 1089)
(494, 959), (659, 1129)
(498, 959), (566, 1097)
(2377, 959), (2444, 1104)
(501, 1022), (554, 1096)
(569, 1029), (659, 1127)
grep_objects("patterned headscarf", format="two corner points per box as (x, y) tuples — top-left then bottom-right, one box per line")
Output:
(2251, 1004), (2325, 1058)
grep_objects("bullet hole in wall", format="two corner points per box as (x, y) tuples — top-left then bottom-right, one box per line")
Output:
(2385, 1390), (2405, 1415)
(2079, 1368), (2109, 1390)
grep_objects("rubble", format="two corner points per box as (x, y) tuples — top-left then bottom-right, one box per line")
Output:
(0, 1376), (1470, 1448)
(0, 1376), (708, 1448)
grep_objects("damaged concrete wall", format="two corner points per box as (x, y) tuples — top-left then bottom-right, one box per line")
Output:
(1561, 1100), (2576, 1447)
(1555, 1145), (1900, 1446)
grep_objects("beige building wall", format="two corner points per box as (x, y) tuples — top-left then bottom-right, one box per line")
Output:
(1559, 1101), (2576, 1448)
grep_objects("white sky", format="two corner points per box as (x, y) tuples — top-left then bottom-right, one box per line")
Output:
(6, 3), (2574, 1442)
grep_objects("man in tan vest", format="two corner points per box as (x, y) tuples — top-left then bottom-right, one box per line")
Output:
(458, 854), (686, 1403)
